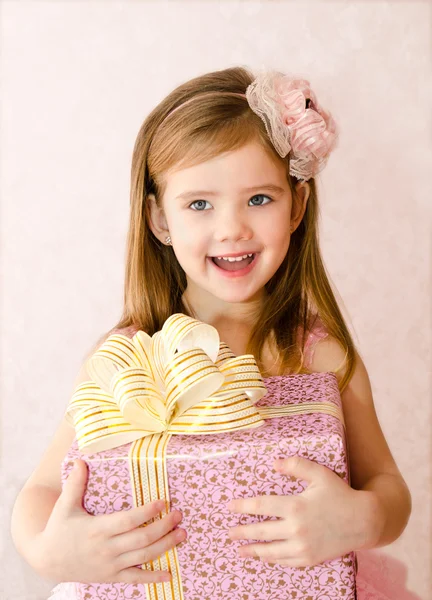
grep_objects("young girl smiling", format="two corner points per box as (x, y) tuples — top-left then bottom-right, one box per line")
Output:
(11, 66), (411, 599)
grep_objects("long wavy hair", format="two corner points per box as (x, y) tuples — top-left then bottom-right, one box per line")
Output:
(101, 66), (357, 393)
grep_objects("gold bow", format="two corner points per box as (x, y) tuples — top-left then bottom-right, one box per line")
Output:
(66, 314), (268, 454)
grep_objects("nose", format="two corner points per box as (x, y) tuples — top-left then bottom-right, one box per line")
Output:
(213, 206), (253, 243)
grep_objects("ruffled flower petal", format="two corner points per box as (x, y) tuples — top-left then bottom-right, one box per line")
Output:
(246, 70), (339, 180)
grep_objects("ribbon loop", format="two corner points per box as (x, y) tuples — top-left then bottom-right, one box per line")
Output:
(111, 366), (167, 429)
(162, 313), (220, 362)
(164, 348), (224, 422)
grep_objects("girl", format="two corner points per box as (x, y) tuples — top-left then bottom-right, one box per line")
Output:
(11, 66), (411, 599)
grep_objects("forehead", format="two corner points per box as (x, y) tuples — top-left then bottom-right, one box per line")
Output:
(162, 141), (289, 200)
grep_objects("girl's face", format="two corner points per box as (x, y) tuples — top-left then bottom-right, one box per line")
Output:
(148, 140), (309, 315)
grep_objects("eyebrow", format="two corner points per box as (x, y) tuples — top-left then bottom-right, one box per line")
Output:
(175, 184), (286, 201)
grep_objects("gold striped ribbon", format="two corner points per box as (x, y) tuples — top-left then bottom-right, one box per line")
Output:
(66, 314), (268, 454)
(128, 400), (344, 600)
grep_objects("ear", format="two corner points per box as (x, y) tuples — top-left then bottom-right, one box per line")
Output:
(147, 193), (170, 244)
(290, 181), (310, 233)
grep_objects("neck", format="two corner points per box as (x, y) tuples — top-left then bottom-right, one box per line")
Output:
(181, 284), (266, 332)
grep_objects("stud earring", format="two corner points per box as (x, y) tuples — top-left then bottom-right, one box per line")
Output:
(165, 235), (172, 245)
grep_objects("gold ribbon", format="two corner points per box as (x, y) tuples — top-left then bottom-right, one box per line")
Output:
(66, 313), (269, 454)
(66, 313), (345, 600)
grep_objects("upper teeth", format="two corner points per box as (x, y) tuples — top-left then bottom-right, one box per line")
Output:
(216, 253), (253, 262)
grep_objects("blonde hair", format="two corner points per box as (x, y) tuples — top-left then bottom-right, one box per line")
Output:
(103, 66), (357, 393)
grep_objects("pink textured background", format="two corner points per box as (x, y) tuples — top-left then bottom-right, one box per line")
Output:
(1, 2), (430, 599)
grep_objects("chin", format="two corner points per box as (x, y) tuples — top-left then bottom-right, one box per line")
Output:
(210, 289), (263, 305)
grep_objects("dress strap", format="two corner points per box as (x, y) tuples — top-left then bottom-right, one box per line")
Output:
(304, 315), (329, 368)
(108, 324), (140, 338)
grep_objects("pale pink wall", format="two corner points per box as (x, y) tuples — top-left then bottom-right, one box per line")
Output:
(1, 1), (430, 599)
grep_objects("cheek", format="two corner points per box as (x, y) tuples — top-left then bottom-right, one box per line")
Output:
(265, 222), (291, 261)
(260, 212), (290, 243)
(177, 220), (209, 250)
(274, 227), (291, 248)
(173, 230), (209, 264)
(177, 233), (206, 253)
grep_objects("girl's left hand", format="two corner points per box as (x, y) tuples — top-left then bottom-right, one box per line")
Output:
(227, 455), (376, 568)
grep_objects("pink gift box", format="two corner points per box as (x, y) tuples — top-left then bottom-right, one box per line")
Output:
(60, 371), (357, 600)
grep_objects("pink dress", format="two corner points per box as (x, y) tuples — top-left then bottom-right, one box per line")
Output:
(48, 318), (414, 600)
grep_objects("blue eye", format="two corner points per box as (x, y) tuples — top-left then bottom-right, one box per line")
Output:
(249, 194), (272, 206)
(189, 195), (272, 211)
(189, 200), (212, 211)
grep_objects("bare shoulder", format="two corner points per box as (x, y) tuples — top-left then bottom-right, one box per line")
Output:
(310, 335), (404, 490)
(307, 333), (348, 384)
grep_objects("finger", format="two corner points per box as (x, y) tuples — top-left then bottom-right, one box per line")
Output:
(117, 527), (187, 571)
(111, 509), (183, 555)
(58, 460), (89, 514)
(274, 455), (324, 482)
(237, 539), (299, 563)
(229, 518), (287, 542)
(101, 500), (168, 536)
(228, 495), (297, 518)
(117, 566), (173, 584)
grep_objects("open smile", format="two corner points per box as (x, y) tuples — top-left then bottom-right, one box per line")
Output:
(207, 253), (259, 278)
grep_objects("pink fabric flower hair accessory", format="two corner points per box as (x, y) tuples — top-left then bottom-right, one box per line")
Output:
(245, 70), (339, 181)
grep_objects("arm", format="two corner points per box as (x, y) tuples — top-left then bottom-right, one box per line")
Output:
(11, 418), (76, 573)
(311, 336), (412, 549)
(11, 359), (89, 573)
(358, 474), (411, 548)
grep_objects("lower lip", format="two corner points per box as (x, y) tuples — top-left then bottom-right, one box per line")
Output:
(208, 254), (259, 278)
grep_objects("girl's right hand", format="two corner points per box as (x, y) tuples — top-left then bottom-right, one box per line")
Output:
(34, 459), (186, 584)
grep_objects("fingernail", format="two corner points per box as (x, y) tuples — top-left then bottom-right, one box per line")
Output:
(160, 572), (172, 582)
